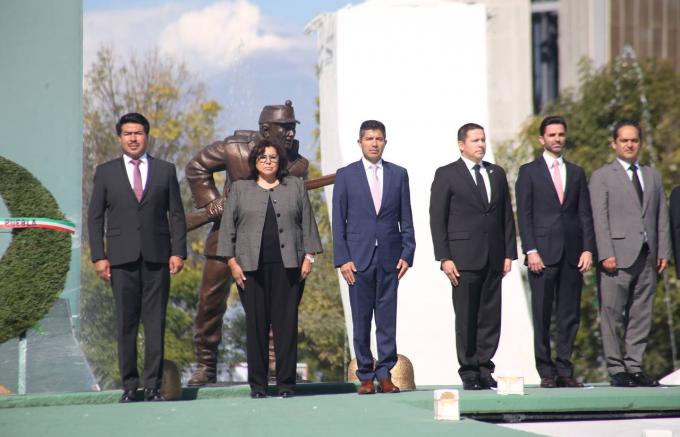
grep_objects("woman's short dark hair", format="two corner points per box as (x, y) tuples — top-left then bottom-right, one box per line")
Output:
(248, 139), (289, 183)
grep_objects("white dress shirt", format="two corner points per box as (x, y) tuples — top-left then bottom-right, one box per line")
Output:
(123, 153), (149, 190)
(461, 155), (491, 201)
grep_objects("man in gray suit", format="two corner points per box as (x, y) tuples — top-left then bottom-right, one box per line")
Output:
(589, 119), (670, 387)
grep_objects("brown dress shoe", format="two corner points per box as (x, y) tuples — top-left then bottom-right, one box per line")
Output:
(540, 376), (557, 388)
(377, 378), (400, 394)
(556, 376), (583, 388)
(357, 380), (376, 395)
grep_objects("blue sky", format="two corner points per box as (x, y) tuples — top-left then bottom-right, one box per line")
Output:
(84, 0), (353, 157)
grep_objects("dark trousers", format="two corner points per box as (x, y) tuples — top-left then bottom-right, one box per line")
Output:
(349, 248), (398, 381)
(453, 263), (502, 381)
(529, 255), (582, 378)
(240, 262), (302, 392)
(110, 257), (169, 391)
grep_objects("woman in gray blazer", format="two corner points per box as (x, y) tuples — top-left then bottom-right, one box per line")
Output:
(217, 139), (322, 398)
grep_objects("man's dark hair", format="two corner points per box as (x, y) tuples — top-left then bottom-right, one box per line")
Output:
(457, 123), (484, 142)
(539, 115), (567, 136)
(612, 119), (642, 141)
(248, 139), (289, 183)
(359, 120), (386, 139)
(116, 113), (150, 136)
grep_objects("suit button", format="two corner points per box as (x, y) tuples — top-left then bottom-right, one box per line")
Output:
(273, 199), (277, 203)
(279, 229), (283, 233)
(281, 244), (285, 248)
(277, 213), (281, 217)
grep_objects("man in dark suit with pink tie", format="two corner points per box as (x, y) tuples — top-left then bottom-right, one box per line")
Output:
(88, 113), (187, 403)
(332, 120), (415, 395)
(515, 116), (595, 388)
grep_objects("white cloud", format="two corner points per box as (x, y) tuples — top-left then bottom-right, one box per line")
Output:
(159, 0), (305, 72)
(84, 4), (183, 71)
(84, 1), (309, 74)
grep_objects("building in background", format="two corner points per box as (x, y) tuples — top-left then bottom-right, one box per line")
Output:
(540, 0), (680, 112)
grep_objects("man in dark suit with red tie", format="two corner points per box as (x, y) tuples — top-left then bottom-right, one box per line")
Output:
(88, 113), (187, 403)
(515, 116), (595, 388)
(429, 123), (517, 390)
(332, 120), (415, 395)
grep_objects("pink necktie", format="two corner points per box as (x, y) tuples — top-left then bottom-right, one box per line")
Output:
(370, 164), (381, 214)
(552, 160), (564, 204)
(131, 159), (143, 202)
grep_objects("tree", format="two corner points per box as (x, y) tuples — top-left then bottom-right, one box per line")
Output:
(499, 54), (680, 381)
(81, 46), (221, 388)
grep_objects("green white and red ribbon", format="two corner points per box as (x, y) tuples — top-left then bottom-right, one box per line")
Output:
(0, 218), (76, 234)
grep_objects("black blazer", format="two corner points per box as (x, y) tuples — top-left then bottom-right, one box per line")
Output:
(429, 158), (517, 271)
(88, 155), (187, 266)
(515, 157), (595, 266)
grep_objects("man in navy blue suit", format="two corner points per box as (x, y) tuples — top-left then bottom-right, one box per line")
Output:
(332, 120), (416, 395)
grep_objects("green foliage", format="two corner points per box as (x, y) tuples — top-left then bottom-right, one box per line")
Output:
(0, 156), (71, 343)
(509, 56), (680, 381)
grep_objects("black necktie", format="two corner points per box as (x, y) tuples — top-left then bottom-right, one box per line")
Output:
(473, 164), (489, 208)
(630, 164), (643, 205)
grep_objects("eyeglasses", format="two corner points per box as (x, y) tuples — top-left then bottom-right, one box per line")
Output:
(257, 154), (279, 163)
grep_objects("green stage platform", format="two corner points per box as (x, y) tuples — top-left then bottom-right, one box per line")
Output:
(1, 384), (679, 437)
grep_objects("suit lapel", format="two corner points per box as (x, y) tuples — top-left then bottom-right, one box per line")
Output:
(454, 159), (486, 211)
(118, 156), (139, 203)
(380, 161), (392, 216)
(139, 155), (155, 205)
(640, 164), (652, 215)
(535, 157), (561, 206)
(485, 161), (497, 211)
(611, 161), (641, 212)
(354, 160), (377, 217)
(563, 160), (577, 206)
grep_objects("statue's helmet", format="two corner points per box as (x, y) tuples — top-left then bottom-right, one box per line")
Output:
(258, 100), (300, 125)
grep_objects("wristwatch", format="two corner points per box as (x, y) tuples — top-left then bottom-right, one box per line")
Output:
(305, 254), (315, 263)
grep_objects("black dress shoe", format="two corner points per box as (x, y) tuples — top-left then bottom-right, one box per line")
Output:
(250, 391), (267, 399)
(462, 378), (483, 390)
(630, 372), (660, 387)
(610, 372), (636, 387)
(540, 376), (557, 388)
(120, 390), (137, 403)
(556, 376), (583, 388)
(278, 389), (295, 398)
(479, 375), (497, 389)
(144, 388), (165, 401)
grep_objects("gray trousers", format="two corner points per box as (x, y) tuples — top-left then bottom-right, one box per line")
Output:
(598, 246), (656, 375)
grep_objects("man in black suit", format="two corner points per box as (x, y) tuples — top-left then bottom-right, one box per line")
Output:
(88, 113), (187, 403)
(515, 116), (595, 388)
(429, 123), (517, 390)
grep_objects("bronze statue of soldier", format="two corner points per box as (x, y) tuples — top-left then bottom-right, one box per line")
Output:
(185, 100), (308, 385)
